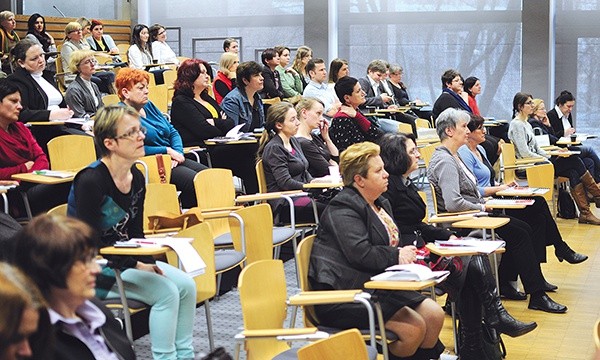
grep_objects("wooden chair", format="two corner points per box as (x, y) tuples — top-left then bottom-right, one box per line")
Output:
(166, 222), (217, 351)
(499, 143), (540, 183)
(148, 84), (168, 113)
(255, 159), (268, 193)
(117, 43), (130, 55)
(143, 183), (182, 234)
(136, 154), (172, 184)
(102, 94), (121, 106)
(47, 135), (96, 171)
(228, 203), (278, 265)
(47, 203), (68, 216)
(398, 122), (413, 134)
(414, 142), (438, 188)
(297, 329), (374, 360)
(525, 162), (557, 215)
(415, 118), (431, 129)
(163, 69), (177, 105)
(54, 54), (69, 94)
(594, 317), (600, 349)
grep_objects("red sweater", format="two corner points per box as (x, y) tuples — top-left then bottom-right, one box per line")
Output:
(213, 71), (234, 105)
(0, 122), (49, 180)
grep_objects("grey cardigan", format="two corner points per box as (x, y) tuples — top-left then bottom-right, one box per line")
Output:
(64, 75), (102, 117)
(427, 146), (483, 213)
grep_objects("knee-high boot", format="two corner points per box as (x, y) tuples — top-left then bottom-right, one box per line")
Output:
(458, 286), (485, 360)
(467, 255), (537, 338)
(580, 170), (600, 207)
(572, 183), (600, 225)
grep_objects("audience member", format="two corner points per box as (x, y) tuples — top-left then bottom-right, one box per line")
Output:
(309, 141), (445, 359)
(257, 102), (327, 223)
(428, 107), (567, 313)
(379, 133), (536, 357)
(459, 114), (587, 264)
(329, 76), (383, 152)
(463, 76), (481, 116)
(302, 58), (341, 118)
(509, 92), (600, 225)
(275, 45), (302, 98)
(75, 17), (92, 38)
(25, 14), (57, 73)
(0, 78), (70, 216)
(291, 45), (312, 89)
(547, 90), (576, 138)
(0, 11), (19, 74)
(12, 214), (136, 360)
(530, 98), (600, 182)
(0, 207), (20, 260)
(64, 50), (103, 118)
(327, 57), (349, 89)
(0, 262), (49, 360)
(295, 97), (339, 177)
(221, 61), (265, 131)
(86, 19), (119, 55)
(116, 68), (206, 208)
(259, 48), (284, 99)
(149, 24), (179, 65)
(67, 104), (196, 359)
(223, 38), (238, 54)
(171, 59), (234, 146)
(432, 69), (471, 120)
(61, 22), (115, 94)
(213, 52), (238, 104)
(127, 24), (153, 69)
(358, 59), (395, 109)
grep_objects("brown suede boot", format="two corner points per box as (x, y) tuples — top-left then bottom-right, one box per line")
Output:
(572, 183), (600, 225)
(580, 171), (600, 207)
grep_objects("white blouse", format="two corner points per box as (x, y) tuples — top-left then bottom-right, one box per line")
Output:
(31, 72), (63, 110)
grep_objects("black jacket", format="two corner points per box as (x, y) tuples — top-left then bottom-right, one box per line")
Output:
(358, 76), (385, 108)
(8, 67), (66, 123)
(51, 298), (136, 360)
(547, 107), (572, 138)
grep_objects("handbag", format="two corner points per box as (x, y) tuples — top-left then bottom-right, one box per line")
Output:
(155, 154), (168, 184)
(481, 321), (507, 359)
(147, 207), (204, 232)
(557, 187), (577, 219)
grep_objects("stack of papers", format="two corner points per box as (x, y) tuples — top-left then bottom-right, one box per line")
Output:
(371, 263), (449, 282)
(434, 239), (505, 254)
(485, 198), (535, 206)
(34, 170), (74, 178)
(129, 237), (206, 277)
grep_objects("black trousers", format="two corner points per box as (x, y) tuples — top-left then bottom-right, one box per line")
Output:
(171, 158), (207, 208)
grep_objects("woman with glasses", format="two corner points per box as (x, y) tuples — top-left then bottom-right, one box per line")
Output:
(12, 214), (136, 360)
(68, 105), (196, 360)
(61, 22), (115, 94)
(65, 50), (103, 118)
(116, 68), (206, 208)
(508, 92), (600, 225)
(149, 24), (179, 66)
(0, 11), (19, 74)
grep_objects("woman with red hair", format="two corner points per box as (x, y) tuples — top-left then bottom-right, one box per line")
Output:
(115, 67), (206, 208)
(170, 59), (234, 146)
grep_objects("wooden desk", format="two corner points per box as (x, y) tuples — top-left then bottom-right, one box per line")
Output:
(375, 107), (410, 114)
(547, 150), (580, 157)
(26, 121), (66, 126)
(364, 279), (436, 291)
(416, 137), (440, 146)
(496, 187), (549, 197)
(12, 172), (75, 185)
(426, 242), (506, 257)
(451, 217), (509, 230)
(303, 182), (343, 189)
(204, 139), (258, 146)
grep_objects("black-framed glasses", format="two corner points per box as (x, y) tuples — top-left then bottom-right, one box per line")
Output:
(114, 126), (147, 140)
(69, 29), (83, 34)
(80, 58), (98, 66)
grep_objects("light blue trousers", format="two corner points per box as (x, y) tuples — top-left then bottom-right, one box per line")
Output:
(106, 261), (197, 360)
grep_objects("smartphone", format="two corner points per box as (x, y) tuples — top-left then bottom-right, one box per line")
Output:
(114, 242), (141, 248)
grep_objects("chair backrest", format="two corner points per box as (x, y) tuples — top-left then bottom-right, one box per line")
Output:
(429, 183), (439, 215)
(148, 85), (168, 113)
(525, 162), (555, 203)
(229, 203), (274, 264)
(415, 118), (431, 129)
(167, 222), (217, 303)
(143, 183), (181, 232)
(117, 43), (130, 54)
(47, 135), (96, 171)
(418, 143), (438, 168)
(398, 122), (412, 134)
(136, 155), (173, 184)
(297, 329), (369, 360)
(238, 259), (290, 360)
(500, 143), (517, 183)
(47, 203), (68, 216)
(102, 94), (121, 106)
(418, 191), (429, 222)
(194, 168), (236, 209)
(595, 318), (600, 349)
(255, 159), (267, 193)
(296, 234), (320, 327)
(163, 69), (177, 88)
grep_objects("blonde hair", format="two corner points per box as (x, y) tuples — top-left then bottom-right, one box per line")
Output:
(339, 142), (380, 187)
(218, 52), (238, 77)
(64, 21), (82, 41)
(531, 98), (545, 114)
(93, 104), (141, 157)
(295, 97), (324, 117)
(292, 45), (312, 75)
(68, 49), (95, 73)
(0, 11), (15, 24)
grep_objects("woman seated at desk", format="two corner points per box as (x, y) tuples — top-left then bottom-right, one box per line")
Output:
(116, 68), (206, 208)
(87, 19), (119, 56)
(295, 97), (339, 178)
(459, 114), (587, 265)
(149, 24), (179, 66)
(380, 133), (537, 357)
(221, 61), (265, 132)
(213, 52), (238, 105)
(64, 50), (103, 118)
(309, 141), (445, 360)
(127, 24), (166, 85)
(0, 79), (70, 216)
(170, 58), (234, 147)
(67, 105), (196, 360)
(428, 108), (567, 313)
(13, 214), (136, 360)
(257, 102), (327, 224)
(329, 76), (383, 153)
(509, 92), (600, 225)
(25, 13), (58, 73)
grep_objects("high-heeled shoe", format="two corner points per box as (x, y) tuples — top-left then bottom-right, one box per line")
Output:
(555, 246), (588, 264)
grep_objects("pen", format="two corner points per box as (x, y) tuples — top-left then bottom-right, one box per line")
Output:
(133, 240), (157, 245)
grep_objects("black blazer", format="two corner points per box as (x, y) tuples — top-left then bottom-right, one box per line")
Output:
(309, 187), (399, 290)
(48, 298), (136, 360)
(259, 66), (284, 99)
(170, 92), (235, 146)
(432, 91), (465, 120)
(387, 80), (410, 106)
(8, 67), (66, 123)
(547, 108), (572, 138)
(358, 76), (385, 108)
(382, 174), (453, 246)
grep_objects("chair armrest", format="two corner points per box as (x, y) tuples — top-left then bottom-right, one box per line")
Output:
(515, 157), (543, 165)
(288, 290), (363, 306)
(201, 206), (243, 212)
(239, 327), (319, 338)
(201, 210), (234, 219)
(236, 190), (306, 203)
(144, 228), (181, 236)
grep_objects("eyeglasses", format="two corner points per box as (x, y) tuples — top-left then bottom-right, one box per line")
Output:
(69, 29), (83, 34)
(80, 58), (97, 66)
(114, 126), (147, 140)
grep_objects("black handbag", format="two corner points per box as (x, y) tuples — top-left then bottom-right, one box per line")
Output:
(481, 322), (507, 359)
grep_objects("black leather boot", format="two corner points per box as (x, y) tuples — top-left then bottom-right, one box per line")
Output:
(458, 287), (485, 359)
(467, 255), (537, 338)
